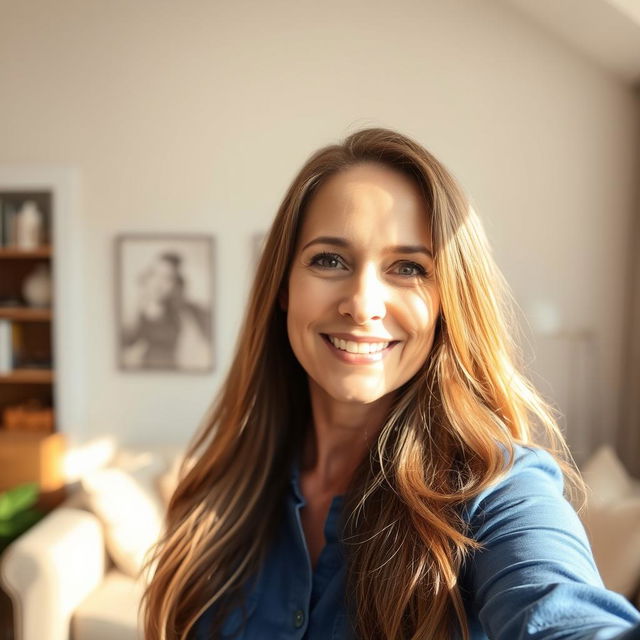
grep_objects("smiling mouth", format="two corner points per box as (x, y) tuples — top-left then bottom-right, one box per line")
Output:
(320, 334), (400, 355)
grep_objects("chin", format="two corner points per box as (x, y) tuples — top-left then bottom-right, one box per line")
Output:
(325, 384), (388, 406)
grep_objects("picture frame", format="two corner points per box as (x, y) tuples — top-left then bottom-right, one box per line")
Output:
(114, 233), (215, 373)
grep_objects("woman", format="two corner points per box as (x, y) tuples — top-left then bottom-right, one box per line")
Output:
(141, 128), (640, 639)
(121, 252), (211, 369)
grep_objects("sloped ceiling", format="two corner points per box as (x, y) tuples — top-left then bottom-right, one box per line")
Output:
(501, 0), (640, 85)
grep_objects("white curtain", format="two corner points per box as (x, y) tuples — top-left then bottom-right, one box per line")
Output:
(619, 178), (640, 477)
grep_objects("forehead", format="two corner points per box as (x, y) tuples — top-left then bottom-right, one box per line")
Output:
(299, 162), (431, 248)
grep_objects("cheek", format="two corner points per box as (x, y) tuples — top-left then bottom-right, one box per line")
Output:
(289, 269), (342, 313)
(395, 292), (440, 379)
(286, 274), (332, 346)
(397, 289), (440, 343)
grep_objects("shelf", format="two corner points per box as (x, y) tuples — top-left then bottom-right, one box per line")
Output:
(0, 246), (52, 259)
(0, 429), (55, 442)
(0, 307), (52, 322)
(0, 369), (54, 384)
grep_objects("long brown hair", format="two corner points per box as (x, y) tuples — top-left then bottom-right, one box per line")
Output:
(140, 127), (581, 639)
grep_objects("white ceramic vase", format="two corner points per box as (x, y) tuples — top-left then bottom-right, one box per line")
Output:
(22, 264), (53, 308)
(15, 201), (44, 249)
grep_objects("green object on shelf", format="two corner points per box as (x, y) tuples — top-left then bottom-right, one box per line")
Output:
(0, 483), (39, 520)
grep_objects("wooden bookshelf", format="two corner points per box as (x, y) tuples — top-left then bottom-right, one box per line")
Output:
(0, 175), (83, 578)
(0, 190), (56, 436)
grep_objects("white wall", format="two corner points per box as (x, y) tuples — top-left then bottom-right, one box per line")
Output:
(0, 0), (637, 460)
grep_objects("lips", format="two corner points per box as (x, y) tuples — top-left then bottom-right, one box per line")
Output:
(324, 332), (396, 343)
(320, 333), (400, 363)
(320, 333), (400, 355)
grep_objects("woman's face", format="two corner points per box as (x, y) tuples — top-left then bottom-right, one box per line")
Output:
(144, 258), (177, 302)
(283, 162), (441, 406)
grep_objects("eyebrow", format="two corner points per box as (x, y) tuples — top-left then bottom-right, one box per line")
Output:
(301, 236), (433, 259)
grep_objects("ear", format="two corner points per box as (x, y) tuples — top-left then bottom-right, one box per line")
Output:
(278, 288), (288, 311)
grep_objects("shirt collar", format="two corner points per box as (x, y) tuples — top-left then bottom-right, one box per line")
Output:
(289, 451), (305, 505)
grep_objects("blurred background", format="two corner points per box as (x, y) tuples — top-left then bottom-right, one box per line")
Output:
(0, 1), (639, 637)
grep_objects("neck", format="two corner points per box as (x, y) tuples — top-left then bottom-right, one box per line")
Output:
(300, 378), (395, 496)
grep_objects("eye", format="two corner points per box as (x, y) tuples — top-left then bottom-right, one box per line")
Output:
(393, 261), (428, 277)
(308, 251), (428, 278)
(308, 252), (347, 270)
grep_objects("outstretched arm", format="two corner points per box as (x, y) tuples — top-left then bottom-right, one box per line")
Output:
(462, 445), (640, 640)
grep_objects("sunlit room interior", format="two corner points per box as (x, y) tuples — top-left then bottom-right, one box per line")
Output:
(0, 0), (639, 638)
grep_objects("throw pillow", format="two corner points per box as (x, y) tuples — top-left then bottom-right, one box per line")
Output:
(81, 450), (166, 579)
(157, 451), (196, 509)
(580, 446), (640, 598)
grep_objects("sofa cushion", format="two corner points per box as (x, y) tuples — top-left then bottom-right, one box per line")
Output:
(156, 450), (196, 508)
(580, 446), (640, 598)
(582, 446), (635, 501)
(81, 450), (167, 579)
(72, 568), (145, 640)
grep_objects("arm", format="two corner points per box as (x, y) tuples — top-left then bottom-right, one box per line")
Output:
(121, 313), (146, 347)
(462, 445), (640, 640)
(0, 507), (107, 640)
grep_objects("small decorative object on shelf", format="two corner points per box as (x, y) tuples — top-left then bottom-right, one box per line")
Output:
(15, 201), (44, 250)
(1, 194), (51, 249)
(0, 319), (10, 373)
(0, 321), (28, 372)
(22, 263), (53, 308)
(3, 400), (54, 433)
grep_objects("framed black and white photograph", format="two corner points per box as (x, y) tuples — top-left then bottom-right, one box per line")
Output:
(115, 233), (215, 373)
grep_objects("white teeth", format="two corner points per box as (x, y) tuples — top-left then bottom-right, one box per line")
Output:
(328, 336), (390, 354)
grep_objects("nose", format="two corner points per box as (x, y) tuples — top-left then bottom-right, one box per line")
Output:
(338, 264), (387, 324)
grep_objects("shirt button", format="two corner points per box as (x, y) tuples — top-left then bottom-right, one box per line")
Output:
(293, 609), (305, 628)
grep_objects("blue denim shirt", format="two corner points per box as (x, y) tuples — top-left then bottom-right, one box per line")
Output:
(195, 445), (640, 639)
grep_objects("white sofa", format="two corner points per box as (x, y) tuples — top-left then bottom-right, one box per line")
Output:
(0, 443), (183, 640)
(1, 444), (639, 640)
